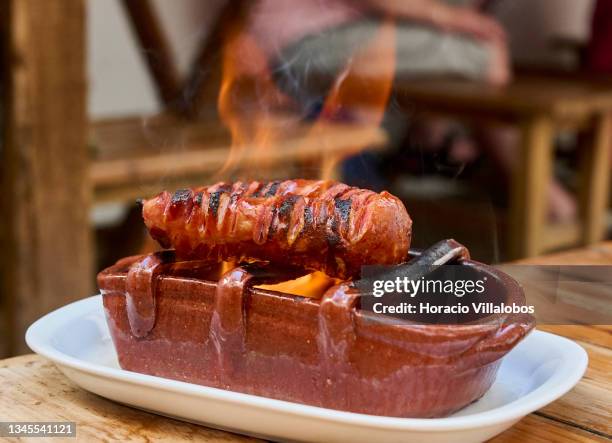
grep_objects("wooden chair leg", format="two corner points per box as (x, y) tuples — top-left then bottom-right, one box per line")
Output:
(0, 0), (93, 356)
(579, 114), (612, 244)
(509, 115), (555, 259)
(120, 0), (180, 109)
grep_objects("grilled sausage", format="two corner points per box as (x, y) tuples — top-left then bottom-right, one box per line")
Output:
(141, 180), (412, 279)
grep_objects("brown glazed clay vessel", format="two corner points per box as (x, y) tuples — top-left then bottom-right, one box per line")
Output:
(97, 251), (534, 418)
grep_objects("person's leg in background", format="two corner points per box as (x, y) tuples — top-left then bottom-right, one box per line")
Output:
(392, 22), (577, 222)
(476, 125), (578, 223)
(390, 22), (501, 175)
(270, 19), (502, 189)
(271, 16), (578, 221)
(271, 20), (392, 189)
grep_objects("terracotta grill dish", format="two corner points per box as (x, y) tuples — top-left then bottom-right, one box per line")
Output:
(98, 251), (534, 418)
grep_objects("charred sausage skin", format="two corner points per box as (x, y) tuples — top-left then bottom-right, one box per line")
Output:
(142, 180), (412, 279)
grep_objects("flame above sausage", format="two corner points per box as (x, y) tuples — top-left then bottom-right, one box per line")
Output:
(216, 16), (397, 180)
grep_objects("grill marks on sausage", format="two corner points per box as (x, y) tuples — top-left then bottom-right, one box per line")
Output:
(167, 189), (193, 218)
(246, 181), (280, 198)
(278, 195), (298, 222)
(173, 183), (353, 248)
(323, 197), (353, 270)
(143, 180), (411, 279)
(327, 218), (342, 249)
(230, 182), (248, 204)
(334, 197), (352, 224)
(265, 181), (281, 197)
(172, 189), (192, 205)
(272, 195), (299, 239)
(267, 206), (278, 237)
(209, 191), (222, 218)
(303, 206), (314, 229)
(250, 182), (265, 198)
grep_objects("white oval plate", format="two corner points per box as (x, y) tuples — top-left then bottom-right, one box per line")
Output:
(26, 296), (587, 443)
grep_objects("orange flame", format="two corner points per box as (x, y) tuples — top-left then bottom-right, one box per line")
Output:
(215, 18), (397, 293)
(217, 18), (396, 181)
(319, 19), (397, 125)
(216, 24), (294, 178)
(303, 18), (397, 179)
(256, 271), (339, 298)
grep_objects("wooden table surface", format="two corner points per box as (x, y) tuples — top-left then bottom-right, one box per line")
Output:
(1, 243), (611, 442)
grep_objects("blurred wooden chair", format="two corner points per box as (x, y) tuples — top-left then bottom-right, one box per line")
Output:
(389, 27), (612, 260)
(394, 72), (612, 260)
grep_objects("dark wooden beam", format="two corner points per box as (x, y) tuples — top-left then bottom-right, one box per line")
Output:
(180, 0), (250, 119)
(121, 0), (181, 109)
(0, 0), (93, 355)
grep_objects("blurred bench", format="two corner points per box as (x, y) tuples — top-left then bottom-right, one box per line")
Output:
(395, 73), (612, 259)
(90, 114), (386, 203)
